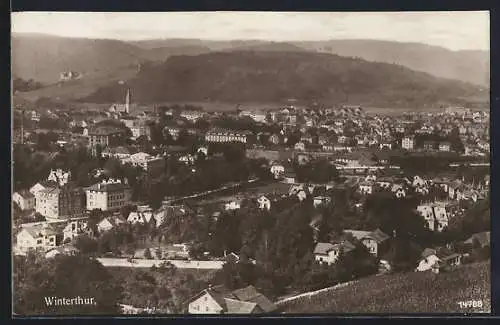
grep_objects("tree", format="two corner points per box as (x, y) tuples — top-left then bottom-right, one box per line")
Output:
(449, 126), (465, 153)
(73, 234), (98, 255)
(155, 248), (163, 259)
(150, 123), (165, 147)
(14, 253), (123, 315)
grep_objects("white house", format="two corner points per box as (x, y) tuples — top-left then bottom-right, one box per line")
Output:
(127, 210), (154, 224)
(391, 184), (406, 198)
(257, 196), (271, 211)
(13, 190), (36, 211)
(313, 241), (355, 265)
(294, 142), (306, 151)
(359, 181), (374, 195)
(270, 164), (285, 179)
(45, 245), (79, 259)
(29, 182), (53, 197)
(97, 215), (126, 233)
(416, 248), (461, 272)
(412, 176), (427, 188)
(16, 223), (59, 253)
(47, 169), (72, 187)
(296, 190), (308, 202)
(313, 196), (331, 208)
(225, 200), (242, 211)
(416, 249), (441, 272)
(63, 219), (91, 242)
(179, 154), (196, 165)
(197, 146), (209, 156)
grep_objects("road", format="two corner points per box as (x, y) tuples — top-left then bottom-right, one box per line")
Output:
(275, 280), (357, 307)
(167, 178), (259, 204)
(96, 258), (224, 270)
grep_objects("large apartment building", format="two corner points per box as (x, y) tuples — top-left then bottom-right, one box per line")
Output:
(402, 136), (415, 150)
(35, 185), (85, 220)
(205, 128), (250, 144)
(85, 179), (132, 211)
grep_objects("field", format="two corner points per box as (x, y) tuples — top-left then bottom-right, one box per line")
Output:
(14, 67), (138, 102)
(282, 261), (491, 314)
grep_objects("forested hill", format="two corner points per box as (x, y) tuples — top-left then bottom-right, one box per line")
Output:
(84, 51), (487, 108)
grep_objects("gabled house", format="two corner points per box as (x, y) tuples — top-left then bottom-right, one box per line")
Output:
(225, 199), (242, 211)
(343, 228), (390, 257)
(187, 285), (277, 314)
(294, 142), (306, 151)
(412, 176), (427, 188)
(464, 231), (490, 249)
(270, 164), (285, 179)
(63, 219), (91, 242)
(257, 195), (272, 211)
(127, 210), (155, 224)
(29, 181), (58, 197)
(439, 142), (451, 152)
(415, 248), (441, 272)
(282, 172), (297, 184)
(313, 240), (356, 265)
(16, 223), (60, 253)
(415, 247), (462, 272)
(313, 196), (331, 208)
(358, 181), (374, 195)
(268, 133), (282, 145)
(391, 184), (407, 198)
(12, 190), (36, 211)
(98, 215), (126, 233)
(45, 244), (79, 259)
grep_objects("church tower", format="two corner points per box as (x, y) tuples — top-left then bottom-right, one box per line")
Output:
(125, 89), (131, 114)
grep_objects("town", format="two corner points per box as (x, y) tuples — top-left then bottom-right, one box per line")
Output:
(12, 90), (490, 314)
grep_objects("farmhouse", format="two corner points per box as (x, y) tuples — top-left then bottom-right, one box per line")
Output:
(187, 285), (277, 314)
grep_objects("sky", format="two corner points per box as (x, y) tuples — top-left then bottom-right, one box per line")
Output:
(11, 11), (490, 51)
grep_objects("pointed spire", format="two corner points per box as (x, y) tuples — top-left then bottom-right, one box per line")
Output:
(125, 89), (131, 114)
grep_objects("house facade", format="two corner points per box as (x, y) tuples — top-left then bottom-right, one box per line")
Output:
(35, 186), (85, 220)
(343, 229), (390, 257)
(97, 215), (126, 233)
(402, 136), (415, 150)
(187, 285), (276, 314)
(85, 179), (132, 211)
(16, 224), (59, 253)
(13, 190), (35, 211)
(205, 129), (249, 144)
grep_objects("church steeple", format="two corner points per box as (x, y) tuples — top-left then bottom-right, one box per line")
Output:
(125, 89), (131, 114)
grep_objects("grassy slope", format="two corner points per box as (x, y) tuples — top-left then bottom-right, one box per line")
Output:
(282, 261), (491, 313)
(14, 67), (139, 102)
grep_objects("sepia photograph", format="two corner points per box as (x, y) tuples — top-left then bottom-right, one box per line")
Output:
(11, 11), (490, 316)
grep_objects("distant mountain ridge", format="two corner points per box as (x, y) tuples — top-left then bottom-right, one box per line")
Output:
(83, 50), (486, 109)
(12, 34), (489, 87)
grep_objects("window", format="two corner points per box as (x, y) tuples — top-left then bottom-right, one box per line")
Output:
(37, 239), (42, 244)
(206, 306), (209, 312)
